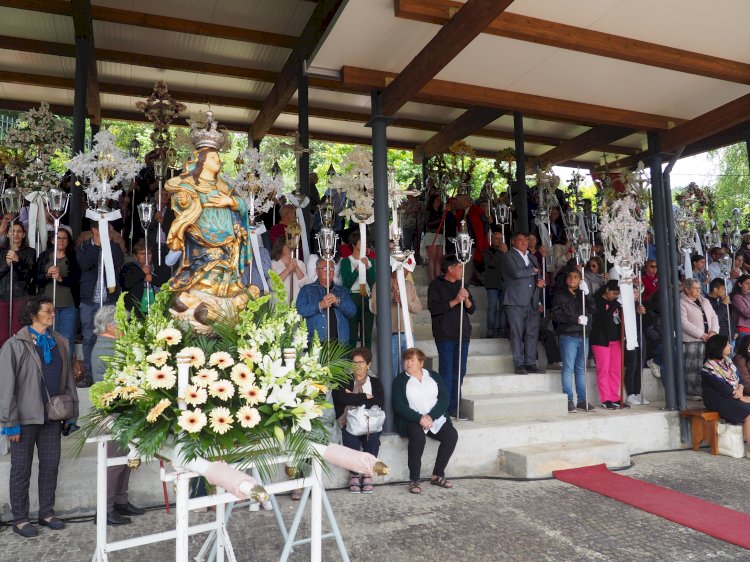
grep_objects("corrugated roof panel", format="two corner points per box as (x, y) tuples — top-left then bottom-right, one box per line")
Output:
(0, 51), (71, 78)
(0, 8), (73, 43)
(0, 82), (74, 106)
(94, 21), (209, 63)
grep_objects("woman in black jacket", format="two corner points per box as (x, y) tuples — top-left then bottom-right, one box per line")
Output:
(332, 347), (384, 494)
(0, 222), (37, 346)
(551, 269), (594, 412)
(35, 227), (80, 361)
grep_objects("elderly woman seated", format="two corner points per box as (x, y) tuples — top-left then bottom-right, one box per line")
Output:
(702, 334), (750, 456)
(392, 347), (458, 494)
(332, 347), (384, 494)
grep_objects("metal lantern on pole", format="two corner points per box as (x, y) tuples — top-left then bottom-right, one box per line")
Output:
(719, 252), (733, 332)
(2, 185), (24, 336)
(285, 219), (302, 305)
(577, 240), (593, 411)
(127, 138), (141, 254)
(45, 186), (70, 327)
(138, 202), (155, 313)
(315, 224), (338, 343)
(452, 220), (474, 422)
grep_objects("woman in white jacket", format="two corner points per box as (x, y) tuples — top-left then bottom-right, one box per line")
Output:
(680, 278), (720, 399)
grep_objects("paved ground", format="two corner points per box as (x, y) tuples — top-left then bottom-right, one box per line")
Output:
(1, 450), (749, 562)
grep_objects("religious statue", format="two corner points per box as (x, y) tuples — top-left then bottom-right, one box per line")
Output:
(165, 112), (255, 329)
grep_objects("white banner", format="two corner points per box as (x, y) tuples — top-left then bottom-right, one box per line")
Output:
(683, 249), (694, 280)
(616, 266), (638, 351)
(86, 208), (121, 293)
(285, 193), (310, 263)
(391, 253), (417, 349)
(248, 224), (269, 294)
(25, 191), (48, 252)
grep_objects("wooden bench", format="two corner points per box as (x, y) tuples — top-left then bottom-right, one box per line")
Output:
(680, 409), (720, 455)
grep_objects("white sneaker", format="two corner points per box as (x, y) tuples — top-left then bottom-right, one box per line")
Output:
(647, 359), (661, 379)
(638, 394), (650, 405)
(626, 394), (639, 406)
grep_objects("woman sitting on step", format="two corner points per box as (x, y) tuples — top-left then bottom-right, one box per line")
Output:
(701, 334), (750, 456)
(392, 347), (458, 495)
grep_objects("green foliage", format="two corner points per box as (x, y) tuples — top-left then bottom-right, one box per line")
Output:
(710, 143), (750, 226)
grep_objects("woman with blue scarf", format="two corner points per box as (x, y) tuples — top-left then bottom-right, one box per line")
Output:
(0, 296), (79, 538)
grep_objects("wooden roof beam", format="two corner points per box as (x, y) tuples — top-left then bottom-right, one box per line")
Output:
(417, 106), (506, 161)
(251, 0), (346, 141)
(395, 0), (750, 85)
(0, 0), (298, 49)
(380, 0), (514, 116)
(343, 66), (681, 131)
(531, 125), (636, 168)
(0, 70), (640, 158)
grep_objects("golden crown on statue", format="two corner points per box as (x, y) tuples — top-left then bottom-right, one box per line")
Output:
(189, 110), (228, 151)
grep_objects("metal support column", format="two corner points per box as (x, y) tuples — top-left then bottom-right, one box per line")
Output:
(513, 112), (528, 232)
(298, 63), (312, 231)
(71, 35), (88, 241)
(744, 128), (750, 173)
(369, 90), (394, 433)
(647, 133), (677, 411)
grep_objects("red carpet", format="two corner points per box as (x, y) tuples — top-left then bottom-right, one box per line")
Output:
(553, 464), (750, 549)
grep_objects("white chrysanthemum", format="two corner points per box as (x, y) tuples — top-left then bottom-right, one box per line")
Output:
(237, 347), (261, 363)
(236, 406), (261, 429)
(147, 365), (177, 389)
(209, 407), (233, 435)
(177, 408), (207, 433)
(192, 368), (219, 388)
(209, 351), (234, 369)
(156, 328), (182, 346)
(208, 379), (235, 401)
(230, 363), (254, 387)
(182, 384), (207, 406)
(146, 399), (171, 423)
(239, 385), (267, 406)
(147, 349), (170, 367)
(181, 347), (206, 368)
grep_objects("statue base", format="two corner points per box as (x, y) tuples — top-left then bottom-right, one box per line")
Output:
(169, 287), (259, 334)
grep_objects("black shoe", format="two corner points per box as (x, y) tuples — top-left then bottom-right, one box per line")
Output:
(567, 400), (576, 413)
(76, 377), (92, 388)
(602, 401), (617, 410)
(114, 502), (146, 516)
(524, 365), (546, 374)
(38, 517), (65, 530)
(576, 401), (596, 412)
(105, 511), (132, 526)
(12, 522), (38, 538)
(514, 366), (527, 375)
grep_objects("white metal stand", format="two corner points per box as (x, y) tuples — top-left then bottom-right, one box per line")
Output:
(88, 435), (348, 562)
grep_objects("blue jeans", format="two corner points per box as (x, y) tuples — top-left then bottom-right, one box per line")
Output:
(79, 301), (98, 379)
(392, 333), (407, 376)
(559, 335), (588, 403)
(485, 288), (506, 337)
(54, 306), (78, 361)
(435, 340), (470, 412)
(341, 428), (381, 458)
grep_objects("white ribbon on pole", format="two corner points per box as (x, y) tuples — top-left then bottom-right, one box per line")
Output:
(86, 208), (121, 292)
(25, 191), (48, 252)
(285, 193), (310, 263)
(683, 249), (694, 280)
(391, 254), (417, 349)
(357, 221), (367, 289)
(248, 224), (269, 294)
(615, 265), (638, 351)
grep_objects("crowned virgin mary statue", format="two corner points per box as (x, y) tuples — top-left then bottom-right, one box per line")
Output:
(165, 112), (254, 328)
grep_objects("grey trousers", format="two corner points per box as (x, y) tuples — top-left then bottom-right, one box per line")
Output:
(107, 442), (131, 510)
(10, 421), (62, 524)
(505, 304), (540, 366)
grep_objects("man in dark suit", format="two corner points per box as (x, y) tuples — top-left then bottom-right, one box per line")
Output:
(501, 232), (546, 374)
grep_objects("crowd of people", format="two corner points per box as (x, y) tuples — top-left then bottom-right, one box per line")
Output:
(5, 155), (750, 534)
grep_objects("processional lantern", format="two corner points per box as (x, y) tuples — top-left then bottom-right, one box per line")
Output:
(138, 201), (155, 230)
(46, 186), (70, 220)
(719, 253), (733, 278)
(1, 185), (23, 216)
(453, 220), (474, 264)
(577, 241), (592, 265)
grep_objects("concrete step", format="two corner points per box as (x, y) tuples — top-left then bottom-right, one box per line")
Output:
(412, 321), (483, 341)
(463, 372), (562, 396)
(460, 391), (569, 421)
(412, 309), (487, 330)
(499, 438), (631, 478)
(415, 284), (489, 307)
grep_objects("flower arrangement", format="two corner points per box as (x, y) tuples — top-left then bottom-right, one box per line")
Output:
(76, 273), (351, 476)
(1, 102), (71, 193)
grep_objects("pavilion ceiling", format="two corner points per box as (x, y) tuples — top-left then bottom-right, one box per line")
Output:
(0, 0), (747, 168)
